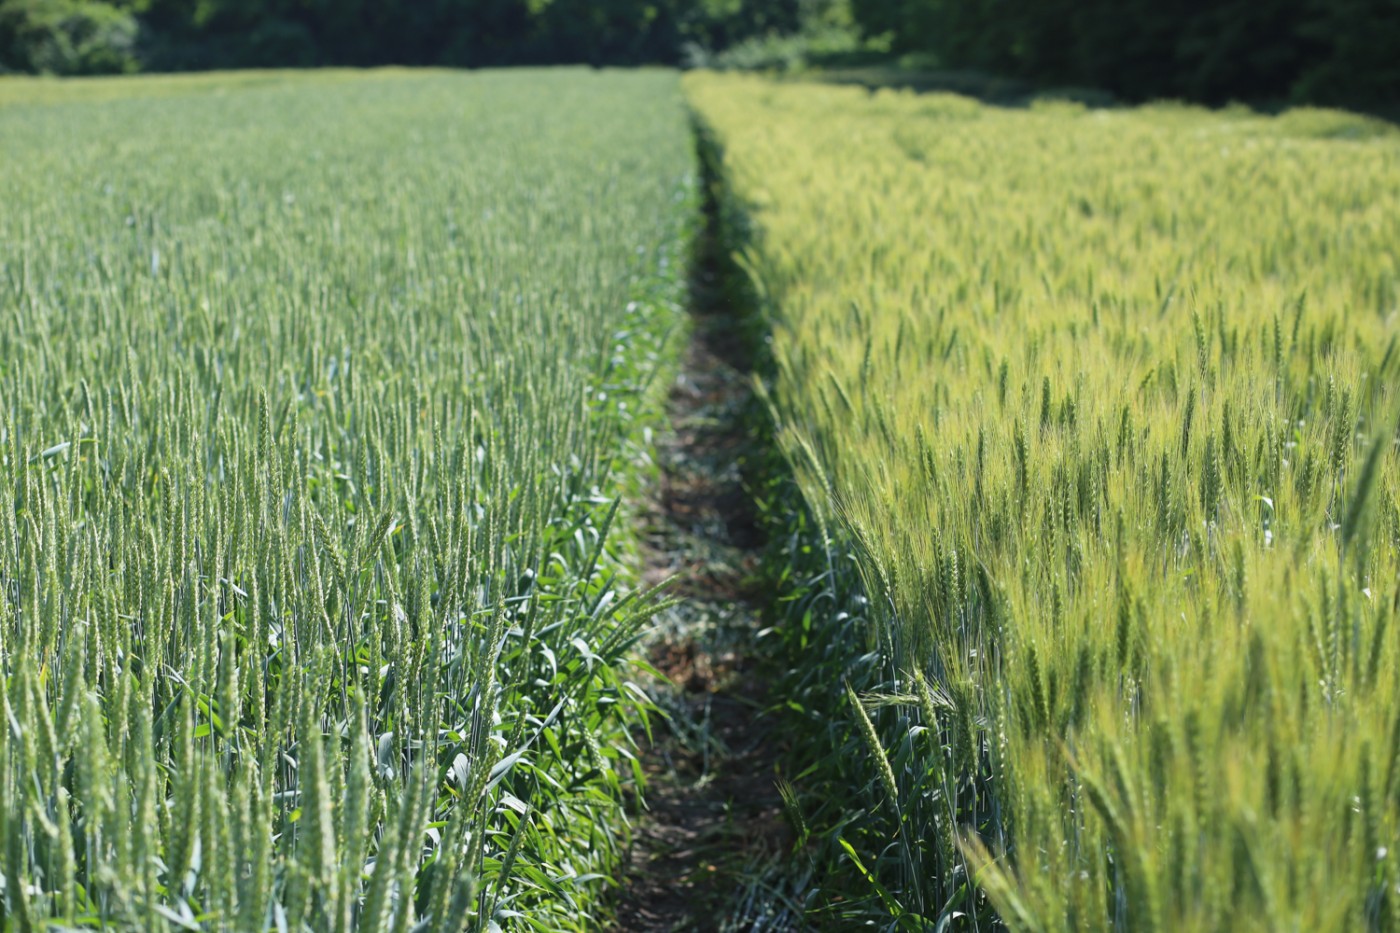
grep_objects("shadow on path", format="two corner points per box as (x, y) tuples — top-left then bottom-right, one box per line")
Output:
(608, 166), (801, 933)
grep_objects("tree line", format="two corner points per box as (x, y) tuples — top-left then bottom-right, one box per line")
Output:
(1, 0), (1394, 112)
(853, 0), (1399, 109)
(0, 0), (817, 74)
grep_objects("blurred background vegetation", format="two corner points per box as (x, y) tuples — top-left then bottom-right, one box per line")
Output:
(0, 0), (1394, 130)
(851, 0), (1399, 112)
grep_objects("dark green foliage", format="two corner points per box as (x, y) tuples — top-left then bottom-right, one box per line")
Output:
(0, 0), (835, 73)
(1293, 0), (1400, 108)
(851, 0), (1400, 110)
(0, 0), (138, 73)
(0, 0), (1390, 108)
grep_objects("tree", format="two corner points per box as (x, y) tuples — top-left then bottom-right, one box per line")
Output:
(0, 0), (139, 73)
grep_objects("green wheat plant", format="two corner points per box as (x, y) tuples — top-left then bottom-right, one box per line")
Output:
(0, 68), (694, 930)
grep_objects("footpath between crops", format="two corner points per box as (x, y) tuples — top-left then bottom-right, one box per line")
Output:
(608, 161), (801, 931)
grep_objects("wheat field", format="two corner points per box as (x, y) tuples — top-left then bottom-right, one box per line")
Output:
(689, 72), (1400, 931)
(0, 68), (694, 930)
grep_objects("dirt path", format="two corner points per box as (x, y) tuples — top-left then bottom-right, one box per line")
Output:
(609, 187), (801, 932)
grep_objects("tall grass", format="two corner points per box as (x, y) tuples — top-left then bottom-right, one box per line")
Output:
(0, 68), (694, 930)
(688, 73), (1400, 930)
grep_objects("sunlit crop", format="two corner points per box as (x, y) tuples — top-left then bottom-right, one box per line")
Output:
(0, 68), (693, 930)
(689, 72), (1400, 931)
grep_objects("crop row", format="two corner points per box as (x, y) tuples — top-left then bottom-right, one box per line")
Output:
(688, 73), (1400, 931)
(0, 69), (693, 930)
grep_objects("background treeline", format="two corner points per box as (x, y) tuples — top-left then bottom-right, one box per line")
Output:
(0, 0), (1395, 136)
(852, 0), (1399, 109)
(0, 0), (834, 74)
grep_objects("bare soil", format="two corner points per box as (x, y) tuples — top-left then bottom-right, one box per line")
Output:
(609, 206), (802, 932)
